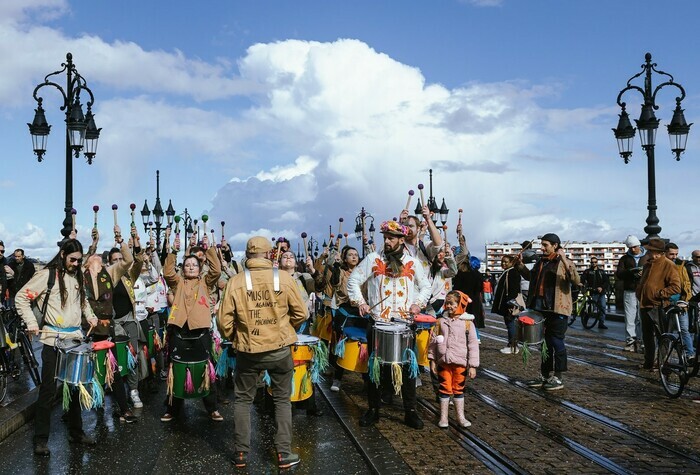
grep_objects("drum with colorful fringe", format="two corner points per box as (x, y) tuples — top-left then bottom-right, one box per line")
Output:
(292, 334), (319, 362)
(372, 322), (413, 364)
(336, 327), (369, 374)
(55, 340), (104, 411)
(91, 340), (117, 387)
(266, 363), (313, 402)
(113, 335), (132, 377)
(169, 360), (213, 399)
(310, 309), (333, 342)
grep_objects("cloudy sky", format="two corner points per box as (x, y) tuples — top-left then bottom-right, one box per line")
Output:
(2, 0), (700, 260)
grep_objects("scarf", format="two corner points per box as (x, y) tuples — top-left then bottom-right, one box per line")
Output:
(384, 245), (405, 276)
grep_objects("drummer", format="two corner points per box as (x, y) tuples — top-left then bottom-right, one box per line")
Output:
(84, 226), (138, 423)
(161, 232), (223, 422)
(347, 220), (431, 430)
(278, 250), (322, 416)
(15, 238), (99, 456)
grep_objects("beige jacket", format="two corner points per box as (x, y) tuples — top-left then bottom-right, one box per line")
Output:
(15, 268), (98, 346)
(217, 258), (307, 353)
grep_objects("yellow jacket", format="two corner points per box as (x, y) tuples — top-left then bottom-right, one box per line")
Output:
(217, 257), (307, 353)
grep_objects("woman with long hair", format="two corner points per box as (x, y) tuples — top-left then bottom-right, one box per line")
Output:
(492, 255), (522, 354)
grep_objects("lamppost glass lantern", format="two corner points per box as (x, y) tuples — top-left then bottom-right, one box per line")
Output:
(67, 96), (87, 152)
(83, 108), (101, 164)
(635, 103), (659, 148)
(153, 199), (164, 228)
(613, 105), (636, 163)
(141, 200), (150, 228)
(28, 102), (51, 161)
(667, 102), (692, 161)
(439, 198), (449, 225)
(166, 200), (176, 226)
(414, 199), (422, 216)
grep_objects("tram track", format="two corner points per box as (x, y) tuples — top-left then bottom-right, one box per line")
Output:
(415, 396), (527, 475)
(479, 366), (700, 465)
(479, 327), (700, 395)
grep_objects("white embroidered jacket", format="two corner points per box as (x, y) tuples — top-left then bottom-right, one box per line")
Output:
(347, 251), (431, 321)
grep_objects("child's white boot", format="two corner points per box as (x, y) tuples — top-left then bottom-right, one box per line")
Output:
(454, 397), (471, 427)
(438, 397), (449, 428)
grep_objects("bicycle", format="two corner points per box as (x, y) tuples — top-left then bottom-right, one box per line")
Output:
(568, 288), (601, 329)
(656, 301), (699, 398)
(0, 308), (42, 390)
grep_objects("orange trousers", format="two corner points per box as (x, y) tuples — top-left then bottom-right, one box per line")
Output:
(437, 363), (466, 397)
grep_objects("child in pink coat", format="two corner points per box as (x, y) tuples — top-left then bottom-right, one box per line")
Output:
(428, 290), (480, 428)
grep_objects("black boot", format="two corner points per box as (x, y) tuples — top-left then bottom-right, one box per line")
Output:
(404, 409), (424, 430)
(359, 408), (379, 427)
(34, 441), (50, 456)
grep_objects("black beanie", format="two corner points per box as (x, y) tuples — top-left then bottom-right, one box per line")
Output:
(541, 233), (561, 245)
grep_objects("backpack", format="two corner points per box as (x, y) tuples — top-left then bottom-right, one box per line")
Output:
(31, 269), (57, 329)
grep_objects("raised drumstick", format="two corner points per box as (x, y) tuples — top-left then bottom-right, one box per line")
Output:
(93, 205), (99, 229)
(129, 203), (136, 227)
(220, 221), (225, 242)
(344, 232), (349, 246)
(112, 204), (118, 227)
(338, 218), (344, 236)
(405, 189), (415, 211)
(417, 184), (425, 211)
(71, 209), (77, 232)
(458, 208), (463, 227)
(174, 215), (181, 235)
(202, 214), (209, 236)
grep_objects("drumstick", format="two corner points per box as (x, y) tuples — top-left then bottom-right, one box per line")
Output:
(221, 221), (225, 242)
(112, 204), (118, 227)
(367, 294), (392, 312)
(71, 208), (77, 233)
(457, 208), (463, 227)
(405, 189), (414, 211)
(129, 203), (136, 227)
(93, 205), (99, 229)
(85, 325), (95, 339)
(343, 232), (348, 247)
(338, 218), (344, 237)
(417, 184), (425, 211)
(301, 232), (308, 261)
(202, 214), (209, 236)
(174, 215), (181, 235)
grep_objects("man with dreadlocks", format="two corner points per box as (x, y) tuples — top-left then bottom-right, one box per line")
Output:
(347, 220), (431, 429)
(15, 239), (99, 456)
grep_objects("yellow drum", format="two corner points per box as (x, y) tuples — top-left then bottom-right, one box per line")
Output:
(337, 338), (369, 374)
(267, 363), (313, 402)
(292, 334), (319, 362)
(312, 310), (333, 342)
(416, 328), (432, 368)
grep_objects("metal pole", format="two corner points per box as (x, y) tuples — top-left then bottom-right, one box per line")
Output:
(61, 53), (74, 240)
(155, 170), (162, 250)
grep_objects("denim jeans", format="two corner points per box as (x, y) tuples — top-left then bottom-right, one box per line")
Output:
(623, 291), (641, 344)
(672, 311), (695, 358)
(591, 292), (607, 322)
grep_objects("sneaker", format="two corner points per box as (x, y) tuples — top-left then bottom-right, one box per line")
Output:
(543, 376), (564, 391)
(415, 377), (422, 388)
(130, 389), (143, 409)
(233, 451), (247, 468)
(278, 452), (301, 469)
(159, 370), (168, 381)
(67, 433), (97, 446)
(119, 411), (138, 424)
(500, 346), (520, 354)
(34, 441), (50, 457)
(330, 380), (341, 392)
(404, 409), (424, 430)
(160, 413), (173, 422)
(525, 375), (547, 388)
(624, 343), (636, 352)
(210, 411), (224, 422)
(692, 398), (700, 404)
(598, 323), (609, 330)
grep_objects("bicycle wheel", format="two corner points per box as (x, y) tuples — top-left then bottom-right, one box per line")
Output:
(582, 300), (600, 329)
(18, 332), (41, 386)
(658, 334), (687, 398)
(0, 352), (8, 403)
(568, 313), (577, 326)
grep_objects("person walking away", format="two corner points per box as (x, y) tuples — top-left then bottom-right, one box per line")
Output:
(581, 258), (610, 329)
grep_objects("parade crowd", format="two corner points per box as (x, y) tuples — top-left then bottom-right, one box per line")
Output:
(0, 205), (698, 469)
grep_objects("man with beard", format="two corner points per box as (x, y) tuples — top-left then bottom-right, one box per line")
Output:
(347, 220), (431, 429)
(15, 239), (98, 456)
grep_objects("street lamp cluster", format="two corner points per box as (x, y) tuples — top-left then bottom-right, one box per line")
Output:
(613, 52), (692, 239)
(413, 169), (449, 226)
(28, 53), (102, 240)
(140, 170), (176, 250)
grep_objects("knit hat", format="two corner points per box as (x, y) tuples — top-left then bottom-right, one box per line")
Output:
(469, 256), (481, 270)
(445, 290), (473, 315)
(624, 235), (641, 248)
(540, 233), (561, 245)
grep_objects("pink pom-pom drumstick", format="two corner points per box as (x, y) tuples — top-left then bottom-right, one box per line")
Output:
(112, 204), (118, 227)
(405, 189), (414, 211)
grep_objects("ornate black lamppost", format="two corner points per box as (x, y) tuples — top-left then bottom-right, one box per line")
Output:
(140, 170), (175, 250)
(354, 207), (376, 258)
(613, 53), (692, 240)
(28, 53), (101, 241)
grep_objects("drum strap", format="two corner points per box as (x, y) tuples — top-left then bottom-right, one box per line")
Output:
(44, 325), (81, 333)
(244, 268), (280, 292)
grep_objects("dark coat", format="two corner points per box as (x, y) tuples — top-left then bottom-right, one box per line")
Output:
(493, 267), (521, 317)
(9, 259), (36, 298)
(452, 267), (485, 328)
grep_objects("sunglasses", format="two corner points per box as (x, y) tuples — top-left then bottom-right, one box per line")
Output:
(68, 257), (83, 264)
(693, 256), (700, 259)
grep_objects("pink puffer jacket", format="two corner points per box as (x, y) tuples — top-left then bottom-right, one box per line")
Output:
(427, 313), (480, 368)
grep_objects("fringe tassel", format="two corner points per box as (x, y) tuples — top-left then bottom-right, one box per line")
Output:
(151, 357), (157, 375)
(184, 367), (195, 394)
(334, 337), (347, 358)
(521, 343), (531, 367)
(391, 363), (403, 395)
(106, 351), (117, 389)
(166, 363), (174, 405)
(262, 370), (271, 387)
(369, 352), (381, 387)
(143, 344), (150, 363)
(358, 342), (369, 362)
(291, 368), (296, 397)
(92, 379), (104, 408)
(403, 348), (419, 379)
(153, 332), (162, 352)
(301, 368), (311, 396)
(216, 348), (229, 377)
(78, 382), (93, 410)
(62, 380), (71, 412)
(228, 353), (237, 372)
(127, 344), (137, 371)
(314, 341), (329, 373)
(201, 364), (210, 392)
(541, 340), (549, 363)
